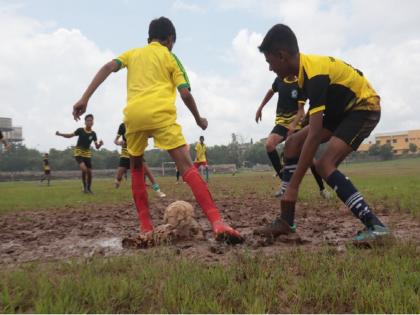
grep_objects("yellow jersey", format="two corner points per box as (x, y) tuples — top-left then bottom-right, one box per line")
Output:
(115, 42), (190, 133)
(195, 142), (207, 162)
(297, 54), (379, 117)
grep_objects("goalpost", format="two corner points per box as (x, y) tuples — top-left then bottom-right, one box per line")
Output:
(161, 161), (177, 177)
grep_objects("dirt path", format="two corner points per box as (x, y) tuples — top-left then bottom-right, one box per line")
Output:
(1, 196), (419, 265)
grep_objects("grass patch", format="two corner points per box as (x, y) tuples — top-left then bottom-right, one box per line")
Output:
(1, 244), (419, 313)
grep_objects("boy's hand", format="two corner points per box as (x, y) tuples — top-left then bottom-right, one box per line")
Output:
(196, 117), (208, 130)
(255, 107), (263, 123)
(73, 99), (88, 121)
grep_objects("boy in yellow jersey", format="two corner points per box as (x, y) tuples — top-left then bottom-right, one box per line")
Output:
(194, 136), (209, 182)
(72, 17), (242, 243)
(255, 24), (389, 242)
(40, 153), (51, 186)
(114, 122), (166, 198)
(56, 114), (103, 193)
(256, 75), (329, 198)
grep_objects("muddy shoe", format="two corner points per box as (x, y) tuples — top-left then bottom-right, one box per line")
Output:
(274, 187), (285, 198)
(353, 225), (390, 242)
(212, 220), (244, 245)
(254, 217), (296, 237)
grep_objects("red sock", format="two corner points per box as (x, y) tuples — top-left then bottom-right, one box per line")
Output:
(131, 166), (153, 232)
(182, 167), (221, 224)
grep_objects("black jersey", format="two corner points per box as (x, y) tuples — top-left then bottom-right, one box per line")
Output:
(272, 77), (306, 127)
(117, 123), (129, 158)
(74, 128), (97, 158)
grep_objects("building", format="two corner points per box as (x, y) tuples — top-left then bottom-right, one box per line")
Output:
(358, 129), (420, 155)
(0, 117), (24, 144)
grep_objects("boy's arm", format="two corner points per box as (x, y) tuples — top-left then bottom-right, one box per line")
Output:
(287, 102), (306, 136)
(95, 139), (104, 150)
(55, 131), (75, 138)
(255, 89), (275, 123)
(178, 87), (207, 130)
(283, 111), (324, 201)
(114, 135), (123, 146)
(73, 60), (120, 121)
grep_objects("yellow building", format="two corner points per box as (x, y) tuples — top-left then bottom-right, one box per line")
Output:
(358, 129), (420, 155)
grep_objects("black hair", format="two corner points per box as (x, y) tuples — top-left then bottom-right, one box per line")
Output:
(85, 114), (94, 120)
(148, 17), (176, 43)
(258, 24), (299, 55)
(199, 135), (204, 140)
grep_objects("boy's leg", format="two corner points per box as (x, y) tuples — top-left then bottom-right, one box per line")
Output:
(144, 163), (166, 198)
(204, 165), (209, 182)
(266, 128), (286, 179)
(130, 156), (153, 233)
(168, 144), (242, 242)
(86, 168), (93, 192)
(77, 160), (88, 192)
(316, 136), (385, 229)
(310, 165), (329, 198)
(115, 166), (127, 188)
(255, 127), (332, 237)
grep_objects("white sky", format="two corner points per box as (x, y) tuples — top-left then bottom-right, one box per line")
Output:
(1, 0), (420, 152)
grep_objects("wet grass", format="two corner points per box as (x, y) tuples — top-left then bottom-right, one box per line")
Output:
(1, 244), (419, 313)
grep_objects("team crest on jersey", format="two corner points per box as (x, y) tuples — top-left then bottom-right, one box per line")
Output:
(291, 89), (298, 99)
(89, 136), (93, 140)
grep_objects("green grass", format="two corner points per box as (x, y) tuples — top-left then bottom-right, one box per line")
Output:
(1, 244), (419, 313)
(1, 158), (420, 313)
(1, 157), (420, 216)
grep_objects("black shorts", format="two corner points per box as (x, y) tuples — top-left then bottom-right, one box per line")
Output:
(75, 156), (92, 169)
(270, 124), (289, 138)
(119, 157), (130, 169)
(324, 110), (380, 151)
(44, 170), (51, 175)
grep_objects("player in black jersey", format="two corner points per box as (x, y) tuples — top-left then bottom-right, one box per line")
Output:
(40, 153), (51, 186)
(256, 75), (329, 198)
(114, 123), (166, 197)
(56, 114), (103, 193)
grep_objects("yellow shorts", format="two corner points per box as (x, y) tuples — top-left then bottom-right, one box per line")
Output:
(125, 123), (186, 157)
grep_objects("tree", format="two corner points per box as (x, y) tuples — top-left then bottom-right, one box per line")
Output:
(368, 143), (381, 156)
(379, 143), (394, 160)
(409, 143), (418, 153)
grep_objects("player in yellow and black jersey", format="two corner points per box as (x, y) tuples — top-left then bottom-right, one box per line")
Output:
(114, 123), (166, 197)
(40, 153), (51, 186)
(56, 114), (103, 193)
(255, 24), (389, 242)
(256, 76), (329, 198)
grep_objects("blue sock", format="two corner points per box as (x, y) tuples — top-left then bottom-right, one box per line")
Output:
(279, 157), (299, 192)
(326, 170), (384, 228)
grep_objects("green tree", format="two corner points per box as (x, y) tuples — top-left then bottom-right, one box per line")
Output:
(379, 144), (394, 160)
(409, 143), (417, 153)
(368, 143), (381, 156)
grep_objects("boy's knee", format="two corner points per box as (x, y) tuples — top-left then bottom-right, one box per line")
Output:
(265, 141), (276, 152)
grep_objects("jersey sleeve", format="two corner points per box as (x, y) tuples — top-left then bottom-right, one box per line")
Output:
(170, 53), (191, 91)
(271, 78), (279, 93)
(114, 49), (133, 70)
(306, 75), (330, 115)
(92, 132), (98, 142)
(74, 128), (82, 136)
(297, 88), (307, 106)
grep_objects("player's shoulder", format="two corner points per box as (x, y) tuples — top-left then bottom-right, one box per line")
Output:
(301, 54), (333, 79)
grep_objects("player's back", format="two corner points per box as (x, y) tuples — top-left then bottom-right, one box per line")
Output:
(117, 42), (189, 132)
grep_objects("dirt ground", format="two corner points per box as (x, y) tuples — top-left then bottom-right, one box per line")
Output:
(1, 195), (420, 265)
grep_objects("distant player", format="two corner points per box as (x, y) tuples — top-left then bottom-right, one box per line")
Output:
(56, 114), (103, 193)
(40, 153), (51, 186)
(114, 123), (166, 198)
(0, 131), (11, 151)
(72, 17), (242, 243)
(255, 24), (389, 241)
(194, 135), (209, 182)
(256, 75), (329, 198)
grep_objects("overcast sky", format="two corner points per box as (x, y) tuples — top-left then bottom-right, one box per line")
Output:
(1, 0), (419, 152)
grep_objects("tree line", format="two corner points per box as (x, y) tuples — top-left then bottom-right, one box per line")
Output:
(1, 135), (417, 172)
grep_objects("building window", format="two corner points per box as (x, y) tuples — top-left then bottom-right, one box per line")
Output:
(376, 140), (380, 145)
(392, 139), (397, 143)
(406, 138), (409, 142)
(387, 140), (391, 144)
